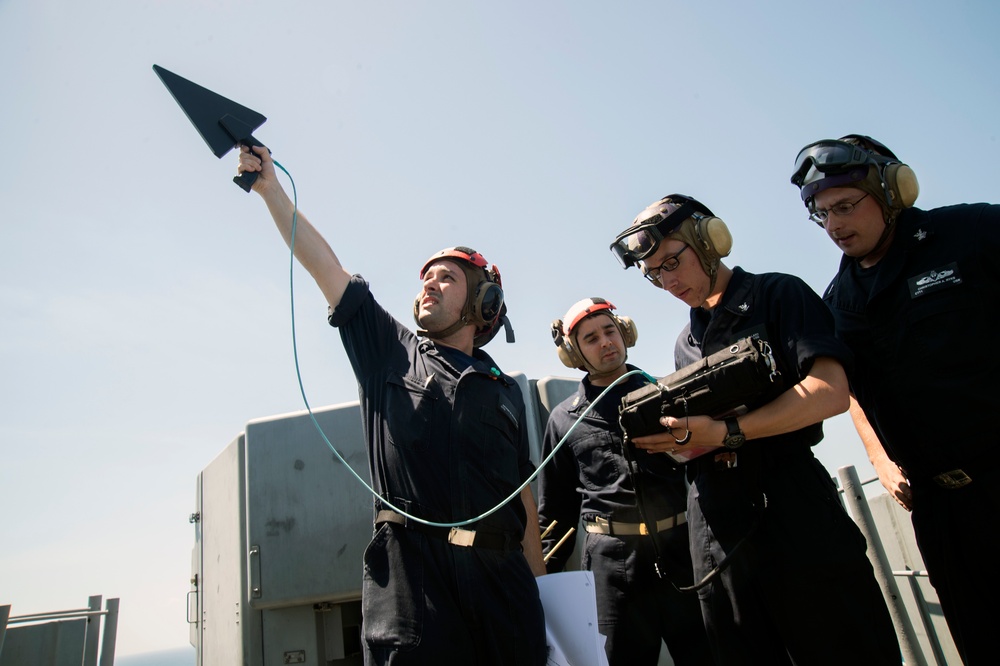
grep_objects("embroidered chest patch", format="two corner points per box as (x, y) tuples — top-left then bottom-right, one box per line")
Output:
(908, 262), (962, 298)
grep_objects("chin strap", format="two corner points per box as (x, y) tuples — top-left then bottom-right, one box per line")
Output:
(418, 314), (469, 341)
(420, 314), (515, 348)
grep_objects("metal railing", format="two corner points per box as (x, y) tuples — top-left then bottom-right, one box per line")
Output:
(0, 595), (119, 666)
(837, 466), (953, 666)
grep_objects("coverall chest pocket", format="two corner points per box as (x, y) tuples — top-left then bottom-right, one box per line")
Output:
(477, 393), (522, 486)
(896, 286), (975, 374)
(384, 372), (438, 453)
(573, 429), (623, 491)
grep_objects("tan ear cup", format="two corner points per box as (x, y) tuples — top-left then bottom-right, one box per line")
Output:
(885, 163), (919, 208)
(551, 319), (584, 369)
(556, 344), (581, 369)
(700, 216), (733, 258)
(616, 315), (638, 348)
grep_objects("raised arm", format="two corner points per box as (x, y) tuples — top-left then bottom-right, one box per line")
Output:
(238, 145), (353, 310)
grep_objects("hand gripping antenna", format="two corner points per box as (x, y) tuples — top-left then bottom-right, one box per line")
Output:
(153, 64), (268, 192)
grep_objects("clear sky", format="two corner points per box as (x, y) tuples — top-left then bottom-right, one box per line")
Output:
(1, 0), (997, 658)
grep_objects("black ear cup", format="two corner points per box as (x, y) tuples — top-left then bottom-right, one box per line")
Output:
(471, 282), (504, 327)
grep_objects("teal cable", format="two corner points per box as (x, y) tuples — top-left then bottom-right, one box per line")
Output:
(273, 160), (651, 528)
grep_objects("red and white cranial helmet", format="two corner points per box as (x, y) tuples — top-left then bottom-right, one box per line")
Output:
(414, 246), (513, 347)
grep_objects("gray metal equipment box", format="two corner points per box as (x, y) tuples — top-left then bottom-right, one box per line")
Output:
(190, 400), (372, 666)
(187, 373), (571, 666)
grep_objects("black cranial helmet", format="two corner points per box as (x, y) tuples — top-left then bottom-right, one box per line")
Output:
(791, 134), (918, 219)
(609, 194), (716, 269)
(610, 194), (733, 291)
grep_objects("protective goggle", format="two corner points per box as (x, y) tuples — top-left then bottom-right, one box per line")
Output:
(610, 194), (713, 269)
(789, 140), (878, 187)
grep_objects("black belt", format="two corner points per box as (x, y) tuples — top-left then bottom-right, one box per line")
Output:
(375, 510), (516, 551)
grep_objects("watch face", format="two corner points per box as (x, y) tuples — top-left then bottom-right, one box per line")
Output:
(723, 418), (745, 449)
(724, 434), (746, 450)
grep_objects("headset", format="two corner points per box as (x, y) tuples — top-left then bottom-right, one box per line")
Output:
(688, 209), (733, 260)
(611, 194), (732, 270)
(792, 135), (919, 213)
(413, 246), (508, 346)
(551, 297), (637, 370)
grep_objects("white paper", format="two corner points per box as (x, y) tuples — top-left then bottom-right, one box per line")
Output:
(536, 570), (610, 666)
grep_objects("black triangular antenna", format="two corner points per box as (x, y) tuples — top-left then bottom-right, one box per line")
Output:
(153, 64), (267, 192)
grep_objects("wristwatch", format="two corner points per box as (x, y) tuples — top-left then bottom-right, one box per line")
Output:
(723, 417), (746, 450)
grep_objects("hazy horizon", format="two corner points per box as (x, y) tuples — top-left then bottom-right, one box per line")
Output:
(115, 646), (195, 666)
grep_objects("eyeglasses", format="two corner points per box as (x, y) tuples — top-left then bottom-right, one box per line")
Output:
(809, 192), (869, 224)
(641, 245), (689, 284)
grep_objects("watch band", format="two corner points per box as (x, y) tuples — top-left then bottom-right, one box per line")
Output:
(723, 416), (746, 449)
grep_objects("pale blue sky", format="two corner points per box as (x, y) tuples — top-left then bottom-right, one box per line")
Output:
(2, 0), (997, 657)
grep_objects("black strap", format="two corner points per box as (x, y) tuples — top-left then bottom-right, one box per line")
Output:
(619, 434), (674, 580)
(677, 497), (765, 594)
(675, 448), (769, 594)
(375, 510), (515, 552)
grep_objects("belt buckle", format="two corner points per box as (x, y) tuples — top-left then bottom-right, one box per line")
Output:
(639, 522), (649, 536)
(594, 516), (612, 534)
(713, 452), (738, 469)
(933, 468), (972, 489)
(447, 527), (477, 547)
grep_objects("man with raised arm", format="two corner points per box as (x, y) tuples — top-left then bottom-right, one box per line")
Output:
(238, 144), (547, 666)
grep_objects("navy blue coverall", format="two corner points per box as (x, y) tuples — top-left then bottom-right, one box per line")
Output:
(823, 203), (1000, 665)
(537, 367), (713, 666)
(676, 266), (901, 665)
(329, 276), (547, 666)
